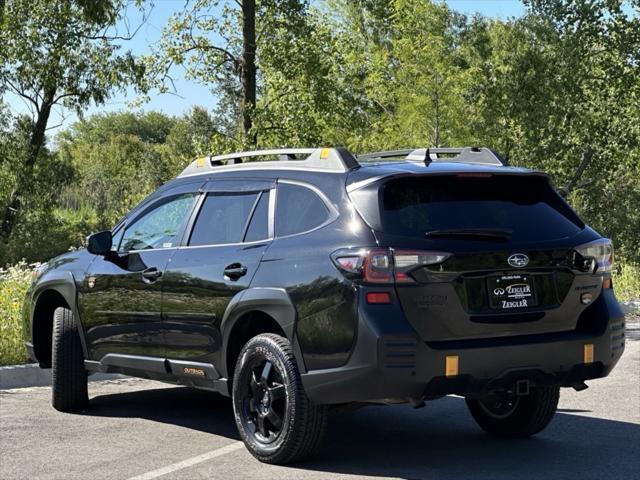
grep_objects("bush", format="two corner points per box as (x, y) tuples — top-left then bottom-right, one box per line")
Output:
(613, 262), (640, 303)
(0, 262), (32, 365)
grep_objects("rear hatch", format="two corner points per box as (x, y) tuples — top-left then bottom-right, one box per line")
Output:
(349, 171), (601, 342)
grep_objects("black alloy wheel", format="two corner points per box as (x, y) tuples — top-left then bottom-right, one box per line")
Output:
(466, 385), (560, 438)
(478, 391), (521, 419)
(240, 358), (287, 443)
(232, 334), (327, 464)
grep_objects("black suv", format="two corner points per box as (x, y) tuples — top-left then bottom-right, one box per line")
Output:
(23, 147), (625, 464)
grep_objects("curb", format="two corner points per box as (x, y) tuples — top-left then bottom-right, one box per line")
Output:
(620, 301), (640, 316)
(0, 363), (124, 390)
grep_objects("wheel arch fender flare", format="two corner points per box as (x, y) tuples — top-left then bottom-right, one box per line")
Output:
(220, 287), (305, 377)
(31, 271), (88, 358)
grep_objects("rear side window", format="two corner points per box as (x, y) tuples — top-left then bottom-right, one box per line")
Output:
(369, 175), (583, 242)
(244, 191), (270, 242)
(276, 183), (329, 236)
(189, 192), (258, 246)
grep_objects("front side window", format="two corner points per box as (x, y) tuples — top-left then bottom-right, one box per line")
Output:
(189, 192), (260, 246)
(276, 183), (330, 237)
(119, 194), (196, 252)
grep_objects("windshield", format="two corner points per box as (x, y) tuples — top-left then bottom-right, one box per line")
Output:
(375, 175), (584, 242)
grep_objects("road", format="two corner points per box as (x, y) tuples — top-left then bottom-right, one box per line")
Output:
(1, 320), (639, 480)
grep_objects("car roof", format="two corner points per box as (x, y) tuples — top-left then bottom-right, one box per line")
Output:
(162, 146), (546, 200)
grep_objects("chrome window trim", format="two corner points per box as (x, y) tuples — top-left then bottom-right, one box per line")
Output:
(175, 238), (272, 250)
(267, 187), (276, 239)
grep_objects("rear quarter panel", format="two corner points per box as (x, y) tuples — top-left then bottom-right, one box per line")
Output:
(251, 173), (375, 370)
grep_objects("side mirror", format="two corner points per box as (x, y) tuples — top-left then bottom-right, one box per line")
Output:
(86, 230), (113, 255)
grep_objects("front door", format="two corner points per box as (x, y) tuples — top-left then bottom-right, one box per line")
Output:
(161, 180), (274, 368)
(79, 192), (198, 361)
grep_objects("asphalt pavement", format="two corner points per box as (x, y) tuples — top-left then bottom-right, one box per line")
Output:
(1, 319), (639, 480)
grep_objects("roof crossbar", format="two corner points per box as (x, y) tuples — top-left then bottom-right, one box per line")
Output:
(179, 147), (359, 177)
(357, 149), (415, 161)
(357, 147), (506, 166)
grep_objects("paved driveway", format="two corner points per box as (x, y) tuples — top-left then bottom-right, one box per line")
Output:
(1, 320), (639, 480)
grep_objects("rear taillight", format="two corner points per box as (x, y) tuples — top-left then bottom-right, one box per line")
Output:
(332, 247), (450, 283)
(393, 250), (450, 283)
(575, 238), (613, 273)
(363, 248), (394, 283)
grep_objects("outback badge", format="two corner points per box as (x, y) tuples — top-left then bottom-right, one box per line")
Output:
(507, 253), (529, 268)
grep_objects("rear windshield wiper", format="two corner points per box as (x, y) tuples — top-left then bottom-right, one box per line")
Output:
(425, 228), (513, 241)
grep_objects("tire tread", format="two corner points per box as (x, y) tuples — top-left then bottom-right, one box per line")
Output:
(51, 307), (88, 412)
(232, 333), (327, 464)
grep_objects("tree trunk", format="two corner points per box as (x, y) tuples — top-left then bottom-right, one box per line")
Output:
(0, 89), (55, 238)
(241, 0), (257, 146)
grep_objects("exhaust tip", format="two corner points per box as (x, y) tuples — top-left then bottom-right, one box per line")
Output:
(572, 382), (589, 392)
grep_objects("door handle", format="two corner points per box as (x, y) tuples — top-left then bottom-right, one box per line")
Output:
(224, 263), (248, 280)
(141, 267), (162, 283)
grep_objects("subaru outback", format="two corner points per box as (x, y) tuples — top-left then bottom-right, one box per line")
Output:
(23, 146), (625, 464)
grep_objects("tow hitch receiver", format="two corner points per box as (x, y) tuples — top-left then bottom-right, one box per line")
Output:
(515, 379), (531, 396)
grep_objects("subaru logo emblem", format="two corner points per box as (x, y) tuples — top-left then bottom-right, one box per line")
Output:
(508, 253), (529, 268)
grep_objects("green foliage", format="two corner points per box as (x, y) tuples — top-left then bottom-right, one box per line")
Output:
(0, 262), (31, 365)
(613, 263), (640, 303)
(0, 0), (144, 115)
(0, 108), (222, 265)
(2, 1), (640, 268)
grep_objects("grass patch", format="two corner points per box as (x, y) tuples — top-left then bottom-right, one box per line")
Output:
(0, 262), (32, 366)
(613, 262), (640, 303)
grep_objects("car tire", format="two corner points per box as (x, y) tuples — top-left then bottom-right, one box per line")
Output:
(51, 306), (88, 412)
(232, 333), (327, 464)
(465, 385), (559, 438)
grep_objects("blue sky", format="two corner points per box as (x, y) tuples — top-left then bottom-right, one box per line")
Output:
(6, 1), (527, 133)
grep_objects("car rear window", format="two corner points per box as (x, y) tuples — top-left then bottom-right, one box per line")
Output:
(357, 175), (583, 242)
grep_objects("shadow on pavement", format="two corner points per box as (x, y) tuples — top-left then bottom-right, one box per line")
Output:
(304, 397), (640, 479)
(84, 387), (639, 479)
(87, 386), (240, 439)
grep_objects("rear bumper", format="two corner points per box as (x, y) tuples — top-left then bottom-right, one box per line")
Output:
(301, 289), (625, 404)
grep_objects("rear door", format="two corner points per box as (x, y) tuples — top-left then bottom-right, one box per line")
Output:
(161, 180), (274, 367)
(350, 173), (600, 341)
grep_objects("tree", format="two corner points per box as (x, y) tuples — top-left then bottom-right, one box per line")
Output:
(160, 106), (219, 166)
(0, 0), (146, 238)
(56, 111), (178, 228)
(146, 0), (310, 148)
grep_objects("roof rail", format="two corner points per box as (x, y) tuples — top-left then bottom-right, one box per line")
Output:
(179, 147), (360, 177)
(408, 147), (506, 166)
(357, 149), (415, 161)
(357, 147), (507, 166)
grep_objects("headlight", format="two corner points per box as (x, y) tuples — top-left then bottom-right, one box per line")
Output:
(575, 238), (613, 273)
